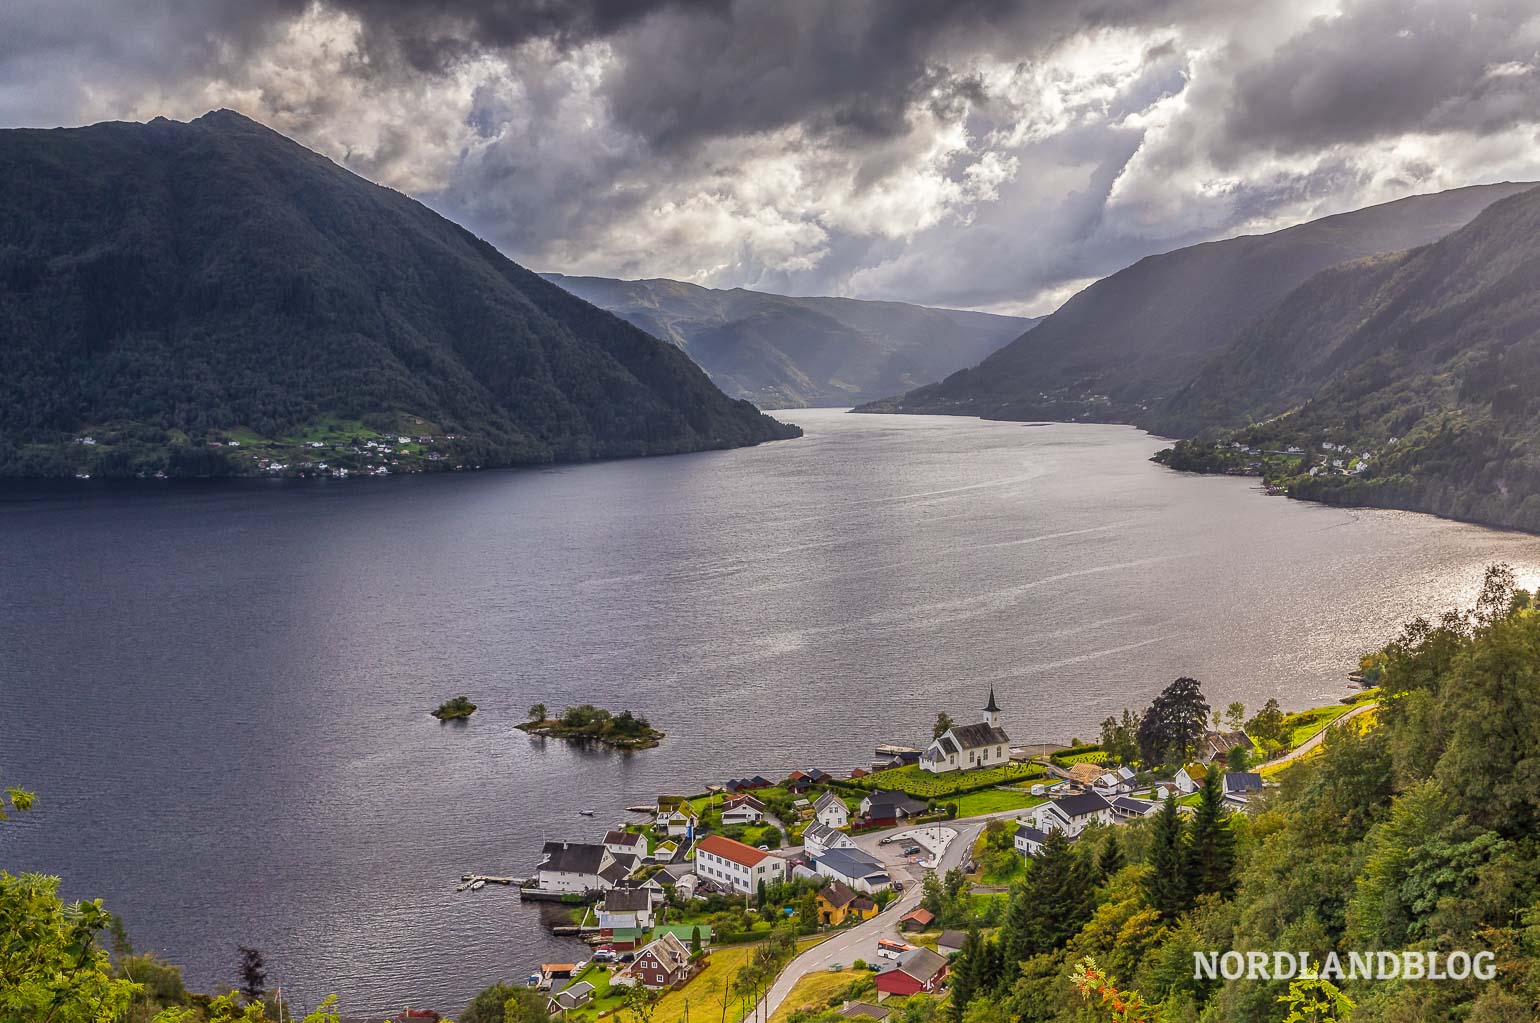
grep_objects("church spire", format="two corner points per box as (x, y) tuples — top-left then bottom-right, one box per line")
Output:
(984, 687), (1000, 727)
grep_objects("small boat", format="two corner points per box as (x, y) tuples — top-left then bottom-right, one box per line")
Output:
(578, 809), (596, 816)
(470, 879), (486, 891)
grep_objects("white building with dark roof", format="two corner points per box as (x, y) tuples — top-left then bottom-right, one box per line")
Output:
(920, 690), (1010, 774)
(1023, 792), (1113, 839)
(535, 841), (617, 893)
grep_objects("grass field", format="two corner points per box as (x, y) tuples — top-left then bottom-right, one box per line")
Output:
(950, 789), (1042, 818)
(767, 969), (868, 1023)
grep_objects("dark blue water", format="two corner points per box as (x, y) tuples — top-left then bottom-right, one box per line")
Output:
(3, 410), (1536, 1014)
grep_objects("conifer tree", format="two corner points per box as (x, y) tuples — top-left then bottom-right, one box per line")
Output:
(1097, 832), (1125, 878)
(998, 829), (1094, 985)
(1185, 768), (1236, 898)
(1144, 796), (1190, 917)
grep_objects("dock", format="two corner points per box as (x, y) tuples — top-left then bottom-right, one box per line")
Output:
(456, 874), (523, 892)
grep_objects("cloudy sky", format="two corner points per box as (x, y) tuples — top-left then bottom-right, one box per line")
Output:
(4, 0), (1540, 315)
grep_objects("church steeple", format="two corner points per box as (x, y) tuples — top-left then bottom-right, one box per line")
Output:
(984, 687), (1000, 727)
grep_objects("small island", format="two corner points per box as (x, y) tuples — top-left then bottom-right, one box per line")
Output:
(516, 703), (664, 750)
(431, 695), (478, 721)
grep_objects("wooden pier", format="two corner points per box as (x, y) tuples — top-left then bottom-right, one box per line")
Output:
(456, 874), (523, 892)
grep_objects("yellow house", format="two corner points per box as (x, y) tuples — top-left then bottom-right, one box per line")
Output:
(817, 881), (878, 926)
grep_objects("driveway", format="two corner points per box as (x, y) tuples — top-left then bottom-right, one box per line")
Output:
(1269, 702), (1378, 767)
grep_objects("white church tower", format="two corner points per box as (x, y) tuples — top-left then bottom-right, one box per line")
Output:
(983, 687), (1001, 728)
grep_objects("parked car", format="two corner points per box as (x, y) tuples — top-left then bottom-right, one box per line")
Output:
(878, 837), (895, 845)
(892, 881), (904, 892)
(902, 845), (921, 855)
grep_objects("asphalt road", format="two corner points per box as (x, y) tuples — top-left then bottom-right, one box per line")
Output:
(748, 812), (1023, 1022)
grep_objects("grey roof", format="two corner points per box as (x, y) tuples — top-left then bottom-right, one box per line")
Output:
(938, 736), (959, 756)
(937, 930), (968, 949)
(540, 841), (609, 875)
(950, 722), (1010, 749)
(604, 829), (643, 846)
(1111, 797), (1160, 816)
(814, 792), (845, 813)
(817, 847), (888, 882)
(863, 790), (927, 817)
(893, 946), (948, 981)
(600, 859), (631, 885)
(1224, 772), (1263, 793)
(820, 879), (860, 908)
(1047, 792), (1112, 819)
(1014, 824), (1048, 844)
(802, 821), (839, 845)
(840, 1004), (891, 1021)
(604, 889), (653, 912)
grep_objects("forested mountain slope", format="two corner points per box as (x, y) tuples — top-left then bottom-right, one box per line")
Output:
(544, 274), (1036, 408)
(0, 111), (798, 478)
(856, 182), (1533, 424)
(1155, 183), (1540, 531)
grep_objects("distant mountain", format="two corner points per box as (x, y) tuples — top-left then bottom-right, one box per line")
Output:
(1154, 183), (1540, 532)
(543, 274), (1037, 408)
(0, 111), (797, 479)
(857, 182), (1535, 423)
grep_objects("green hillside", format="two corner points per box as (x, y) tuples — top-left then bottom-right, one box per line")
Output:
(0, 111), (798, 479)
(856, 182), (1533, 424)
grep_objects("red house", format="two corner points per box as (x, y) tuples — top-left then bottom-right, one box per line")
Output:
(874, 947), (949, 997)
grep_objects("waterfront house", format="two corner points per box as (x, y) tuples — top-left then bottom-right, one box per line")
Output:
(920, 691), (1010, 774)
(898, 908), (935, 932)
(612, 932), (694, 991)
(814, 847), (890, 893)
(1174, 763), (1208, 795)
(1024, 792), (1114, 840)
(1092, 766), (1137, 797)
(1014, 823), (1049, 857)
(936, 931), (968, 957)
(801, 821), (857, 859)
(814, 792), (850, 829)
(858, 790), (928, 827)
(548, 981), (595, 1013)
(656, 797), (699, 837)
(875, 947), (949, 997)
(534, 841), (617, 894)
(722, 795), (767, 826)
(816, 880), (878, 925)
(604, 830), (648, 861)
(693, 834), (787, 895)
(598, 889), (657, 949)
(1200, 730), (1254, 765)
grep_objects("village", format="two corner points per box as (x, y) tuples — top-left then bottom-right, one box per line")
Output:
(489, 685), (1374, 1023)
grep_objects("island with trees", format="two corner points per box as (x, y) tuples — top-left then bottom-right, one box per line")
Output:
(431, 695), (477, 721)
(517, 703), (664, 750)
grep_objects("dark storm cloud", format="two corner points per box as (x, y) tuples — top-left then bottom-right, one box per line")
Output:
(1220, 0), (1540, 158)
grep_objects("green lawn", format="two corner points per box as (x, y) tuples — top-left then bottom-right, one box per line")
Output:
(951, 789), (1043, 818)
(1279, 704), (1355, 747)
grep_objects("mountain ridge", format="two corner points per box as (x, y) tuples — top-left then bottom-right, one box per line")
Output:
(854, 180), (1537, 425)
(543, 273), (1037, 408)
(0, 110), (799, 478)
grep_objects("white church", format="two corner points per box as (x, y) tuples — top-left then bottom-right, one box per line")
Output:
(920, 689), (1011, 774)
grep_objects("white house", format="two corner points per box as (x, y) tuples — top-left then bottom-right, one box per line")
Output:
(920, 690), (1010, 774)
(722, 795), (767, 826)
(1024, 792), (1114, 839)
(814, 792), (849, 829)
(1092, 766), (1136, 797)
(1222, 772), (1264, 811)
(1109, 796), (1161, 821)
(597, 889), (657, 932)
(656, 799), (699, 838)
(534, 841), (617, 894)
(1174, 763), (1208, 795)
(1014, 823), (1049, 857)
(693, 834), (786, 895)
(814, 847), (891, 893)
(801, 821), (857, 859)
(604, 829), (648, 861)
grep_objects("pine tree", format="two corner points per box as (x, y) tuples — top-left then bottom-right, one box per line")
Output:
(998, 829), (1094, 986)
(1097, 832), (1125, 878)
(1185, 768), (1236, 898)
(950, 929), (984, 1022)
(237, 946), (266, 1005)
(1144, 796), (1190, 917)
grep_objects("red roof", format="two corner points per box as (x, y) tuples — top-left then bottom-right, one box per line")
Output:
(695, 833), (774, 868)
